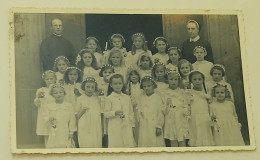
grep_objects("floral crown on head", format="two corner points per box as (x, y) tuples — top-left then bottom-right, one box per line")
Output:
(111, 33), (125, 43)
(167, 69), (180, 77)
(54, 56), (69, 64)
(132, 33), (145, 40)
(193, 46), (207, 55)
(86, 36), (99, 43)
(101, 64), (114, 69)
(51, 83), (64, 89)
(187, 20), (200, 30)
(213, 64), (225, 72)
(167, 47), (181, 53)
(152, 62), (165, 68)
(153, 37), (168, 46)
(141, 76), (156, 84)
(41, 70), (55, 79)
(66, 66), (82, 72)
(82, 77), (97, 84)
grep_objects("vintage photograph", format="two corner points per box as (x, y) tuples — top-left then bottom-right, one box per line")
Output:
(10, 9), (254, 153)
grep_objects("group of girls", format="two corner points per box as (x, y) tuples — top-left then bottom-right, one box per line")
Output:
(34, 31), (245, 148)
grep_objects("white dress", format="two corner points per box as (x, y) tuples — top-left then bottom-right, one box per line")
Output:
(155, 81), (169, 96)
(76, 94), (102, 148)
(125, 50), (152, 68)
(138, 93), (165, 147)
(93, 52), (104, 69)
(139, 69), (152, 79)
(64, 83), (83, 111)
(34, 87), (55, 135)
(192, 60), (213, 83)
(104, 92), (136, 148)
(152, 53), (169, 65)
(162, 88), (189, 141)
(188, 89), (215, 146)
(45, 101), (77, 148)
(210, 101), (245, 146)
(83, 66), (100, 80)
(114, 66), (128, 83)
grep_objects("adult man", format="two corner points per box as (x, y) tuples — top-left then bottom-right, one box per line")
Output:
(181, 20), (214, 63)
(40, 18), (76, 71)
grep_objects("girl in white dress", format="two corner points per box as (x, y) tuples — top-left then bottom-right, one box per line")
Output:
(138, 76), (165, 147)
(208, 64), (234, 102)
(75, 77), (102, 148)
(97, 64), (115, 147)
(187, 71), (214, 146)
(162, 70), (189, 147)
(126, 33), (152, 68)
(104, 74), (136, 148)
(76, 49), (100, 80)
(45, 84), (77, 148)
(151, 62), (168, 94)
(34, 70), (56, 145)
(107, 48), (127, 81)
(137, 53), (153, 79)
(192, 46), (213, 84)
(152, 37), (169, 65)
(125, 68), (143, 144)
(53, 56), (70, 84)
(166, 47), (181, 72)
(85, 37), (103, 68)
(103, 33), (128, 64)
(209, 84), (244, 146)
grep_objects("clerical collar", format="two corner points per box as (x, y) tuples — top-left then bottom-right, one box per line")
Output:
(52, 33), (62, 37)
(190, 35), (200, 42)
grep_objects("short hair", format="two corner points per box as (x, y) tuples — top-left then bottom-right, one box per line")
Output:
(76, 49), (99, 70)
(211, 83), (231, 99)
(151, 62), (167, 80)
(107, 74), (126, 96)
(85, 37), (102, 53)
(193, 46), (207, 56)
(99, 64), (115, 77)
(108, 49), (124, 67)
(50, 83), (66, 96)
(167, 47), (182, 64)
(52, 56), (70, 72)
(166, 70), (181, 86)
(63, 67), (83, 84)
(51, 18), (63, 26)
(178, 59), (193, 77)
(137, 53), (153, 68)
(81, 77), (98, 91)
(210, 64), (226, 77)
(110, 33), (125, 48)
(153, 37), (168, 47)
(140, 76), (157, 89)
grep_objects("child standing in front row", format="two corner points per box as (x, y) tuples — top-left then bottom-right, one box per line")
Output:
(34, 70), (56, 145)
(45, 84), (77, 148)
(162, 70), (189, 147)
(187, 71), (214, 147)
(85, 37), (103, 68)
(138, 76), (165, 147)
(103, 33), (128, 64)
(53, 56), (70, 84)
(126, 33), (152, 68)
(104, 74), (136, 148)
(76, 49), (100, 80)
(152, 37), (169, 65)
(209, 84), (244, 146)
(166, 47), (181, 72)
(75, 77), (102, 148)
(192, 46), (213, 83)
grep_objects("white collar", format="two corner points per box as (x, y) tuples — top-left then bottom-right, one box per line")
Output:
(190, 35), (200, 42)
(52, 33), (62, 37)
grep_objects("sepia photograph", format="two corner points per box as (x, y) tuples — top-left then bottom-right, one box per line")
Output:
(10, 8), (255, 153)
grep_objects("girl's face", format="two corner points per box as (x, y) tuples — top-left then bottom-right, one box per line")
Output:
(86, 39), (97, 52)
(85, 82), (96, 97)
(212, 69), (223, 82)
(215, 86), (226, 102)
(110, 52), (121, 67)
(191, 74), (204, 90)
(82, 52), (93, 67)
(169, 50), (180, 63)
(140, 56), (151, 69)
(168, 74), (179, 90)
(130, 72), (139, 84)
(156, 40), (167, 53)
(180, 62), (191, 77)
(57, 59), (68, 73)
(155, 66), (166, 81)
(194, 48), (206, 61)
(68, 69), (78, 83)
(52, 87), (65, 103)
(112, 38), (123, 49)
(142, 80), (155, 96)
(44, 73), (56, 87)
(103, 68), (113, 81)
(133, 37), (144, 49)
(111, 77), (124, 94)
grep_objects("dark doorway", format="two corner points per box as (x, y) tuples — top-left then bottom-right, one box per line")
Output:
(85, 14), (163, 54)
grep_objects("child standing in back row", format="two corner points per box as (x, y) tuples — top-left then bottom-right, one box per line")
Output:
(152, 37), (169, 65)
